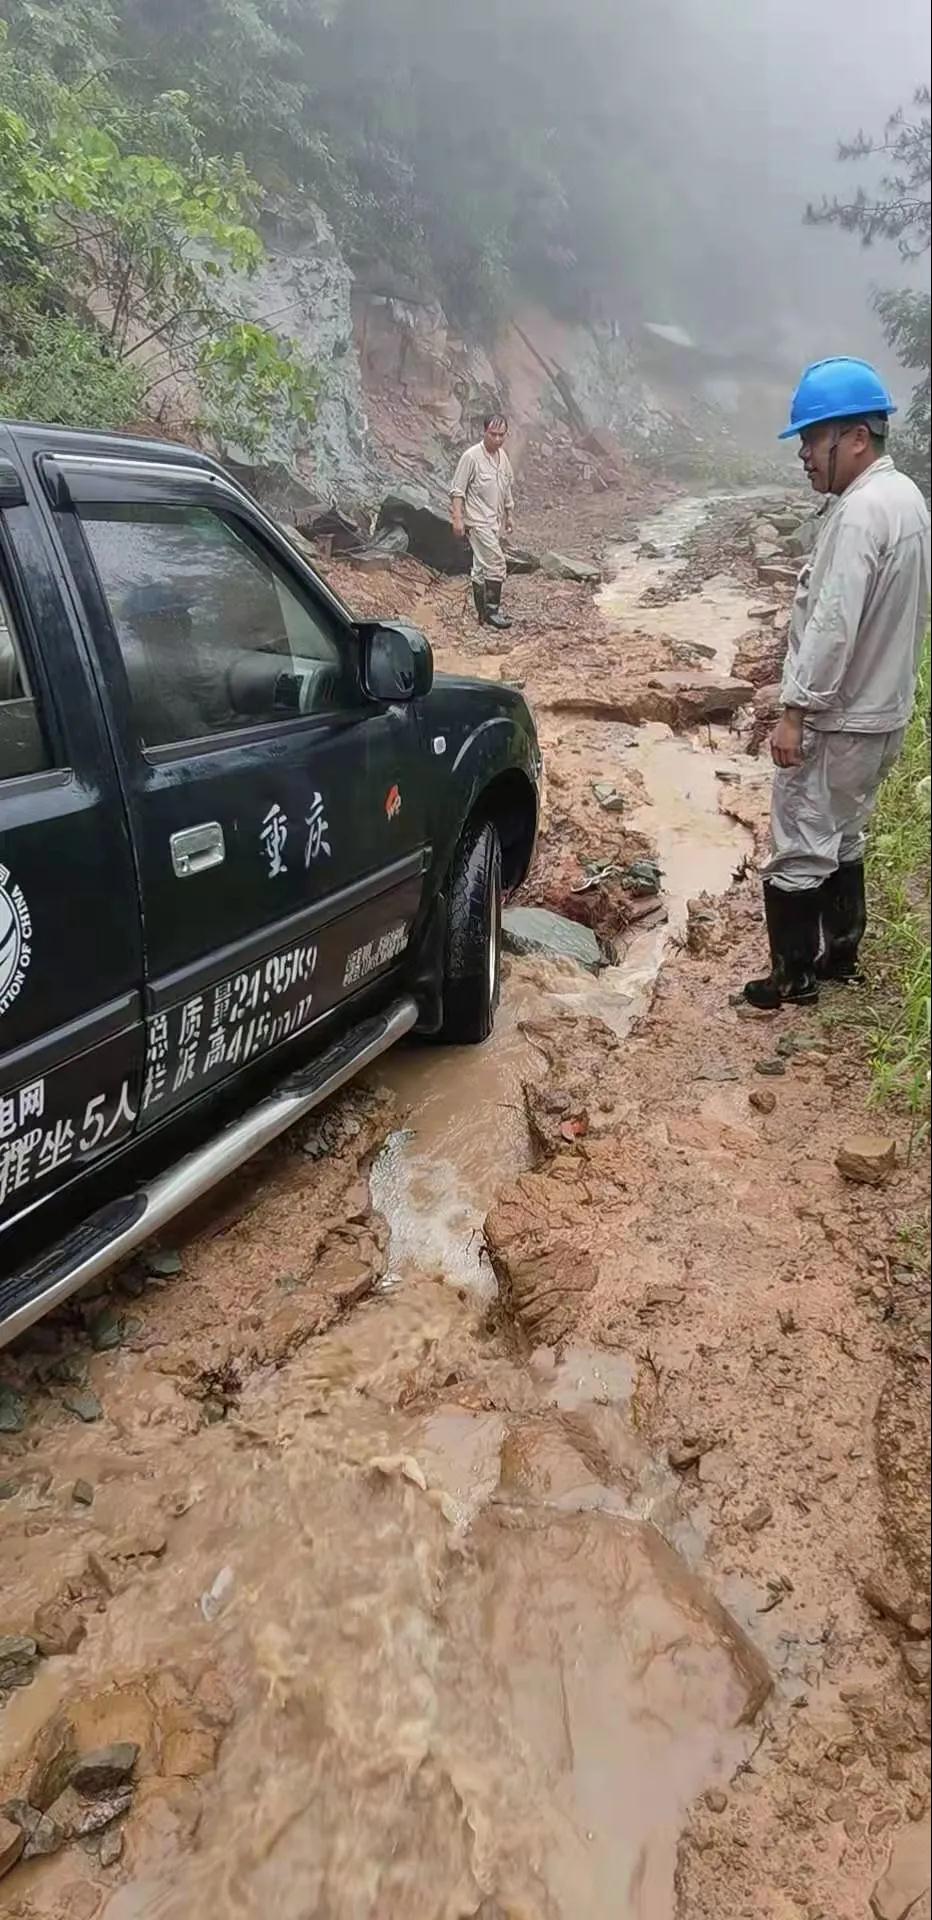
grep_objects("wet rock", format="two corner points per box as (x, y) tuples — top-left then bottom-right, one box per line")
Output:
(294, 505), (364, 554)
(347, 525), (409, 571)
(621, 859), (662, 896)
(749, 1088), (777, 1114)
(62, 1388), (102, 1423)
(590, 781), (625, 813)
(0, 1813), (25, 1878)
(870, 1819), (931, 1919)
(769, 511), (805, 535)
(39, 1785), (132, 1845)
(540, 550), (602, 584)
(501, 907), (602, 973)
(71, 1744), (138, 1798)
(98, 1824), (124, 1868)
(836, 1134), (896, 1187)
(742, 1499), (773, 1532)
(645, 670), (754, 722)
(72, 1480), (95, 1507)
(0, 1635), (39, 1693)
(0, 1480), (14, 1500)
(0, 1383), (27, 1433)
(755, 1059), (786, 1077)
(144, 1247), (183, 1279)
(32, 1598), (86, 1658)
(89, 1307), (123, 1352)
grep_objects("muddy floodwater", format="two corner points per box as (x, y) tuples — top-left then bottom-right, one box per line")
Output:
(3, 501), (779, 1920)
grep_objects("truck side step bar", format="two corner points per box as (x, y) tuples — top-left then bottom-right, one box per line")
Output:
(0, 996), (418, 1349)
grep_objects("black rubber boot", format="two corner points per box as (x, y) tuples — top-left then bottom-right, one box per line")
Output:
(743, 882), (821, 1009)
(817, 860), (866, 982)
(472, 581), (488, 625)
(484, 579), (512, 630)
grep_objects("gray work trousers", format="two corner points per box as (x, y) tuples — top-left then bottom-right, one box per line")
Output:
(765, 726), (905, 893)
(467, 522), (507, 584)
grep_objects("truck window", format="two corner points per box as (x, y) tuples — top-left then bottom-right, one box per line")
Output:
(79, 503), (350, 751)
(0, 577), (51, 781)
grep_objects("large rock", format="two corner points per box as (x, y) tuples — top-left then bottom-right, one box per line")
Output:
(502, 907), (602, 972)
(836, 1134), (897, 1187)
(541, 551), (602, 584)
(376, 488), (469, 573)
(646, 671), (754, 721)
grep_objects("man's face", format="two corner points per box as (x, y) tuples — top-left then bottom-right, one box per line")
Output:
(483, 419), (507, 453)
(798, 419), (869, 496)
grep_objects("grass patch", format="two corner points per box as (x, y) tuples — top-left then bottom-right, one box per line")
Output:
(858, 629), (930, 1123)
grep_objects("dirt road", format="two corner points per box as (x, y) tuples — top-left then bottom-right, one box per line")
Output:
(1, 477), (929, 1920)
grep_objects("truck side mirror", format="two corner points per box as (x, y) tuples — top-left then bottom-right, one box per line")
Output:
(361, 623), (434, 703)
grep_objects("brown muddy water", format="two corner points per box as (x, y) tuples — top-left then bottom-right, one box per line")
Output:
(2, 501), (765, 1920)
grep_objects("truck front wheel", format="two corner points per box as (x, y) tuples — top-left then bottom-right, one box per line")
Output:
(440, 818), (502, 1044)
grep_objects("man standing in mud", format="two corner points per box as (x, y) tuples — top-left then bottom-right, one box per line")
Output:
(451, 412), (515, 630)
(744, 356), (930, 1010)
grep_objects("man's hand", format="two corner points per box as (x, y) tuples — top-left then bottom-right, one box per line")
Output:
(451, 512), (465, 540)
(770, 708), (805, 768)
(504, 516), (514, 540)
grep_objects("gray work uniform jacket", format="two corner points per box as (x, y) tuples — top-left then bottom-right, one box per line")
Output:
(780, 457), (931, 732)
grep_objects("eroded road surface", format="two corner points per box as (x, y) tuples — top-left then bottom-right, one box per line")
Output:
(2, 491), (929, 1920)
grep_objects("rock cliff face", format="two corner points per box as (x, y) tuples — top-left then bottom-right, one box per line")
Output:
(205, 201), (782, 513)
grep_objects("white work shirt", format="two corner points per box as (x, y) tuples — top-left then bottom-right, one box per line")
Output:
(781, 456), (931, 731)
(450, 442), (515, 530)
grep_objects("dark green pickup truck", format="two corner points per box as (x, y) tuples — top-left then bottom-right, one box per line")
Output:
(0, 422), (540, 1344)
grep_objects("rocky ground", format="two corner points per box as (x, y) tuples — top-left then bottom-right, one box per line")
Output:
(0, 456), (928, 1920)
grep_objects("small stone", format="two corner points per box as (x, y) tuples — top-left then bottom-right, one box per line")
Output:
(144, 1247), (183, 1278)
(0, 1635), (39, 1693)
(89, 1308), (123, 1353)
(0, 1480), (16, 1500)
(38, 1353), (88, 1387)
(704, 1790), (728, 1813)
(777, 1307), (797, 1335)
(755, 1059), (786, 1077)
(62, 1389), (102, 1423)
(0, 1813), (25, 1879)
(98, 1824), (124, 1868)
(71, 1744), (138, 1799)
(40, 1785), (132, 1844)
(72, 1480), (95, 1507)
(870, 1818), (931, 1919)
(114, 1267), (147, 1298)
(162, 1727), (218, 1777)
(813, 1758), (844, 1793)
(742, 1499), (773, 1532)
(643, 1285), (686, 1309)
(590, 781), (625, 813)
(0, 1384), (27, 1433)
(749, 1088), (777, 1114)
(669, 1440), (707, 1471)
(737, 1003), (780, 1022)
(836, 1135), (897, 1187)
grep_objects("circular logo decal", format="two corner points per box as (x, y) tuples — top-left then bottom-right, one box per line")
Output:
(0, 863), (32, 1016)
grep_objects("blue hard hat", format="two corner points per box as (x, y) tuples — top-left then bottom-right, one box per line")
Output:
(779, 357), (896, 439)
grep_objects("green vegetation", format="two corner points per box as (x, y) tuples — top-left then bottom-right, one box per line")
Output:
(808, 87), (930, 495)
(860, 631), (931, 1122)
(0, 2), (318, 451)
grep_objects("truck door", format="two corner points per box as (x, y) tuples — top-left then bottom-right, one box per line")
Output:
(0, 465), (145, 1239)
(46, 455), (430, 1127)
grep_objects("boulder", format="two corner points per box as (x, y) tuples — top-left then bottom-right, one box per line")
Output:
(541, 551), (602, 584)
(376, 487), (469, 573)
(646, 670), (754, 721)
(835, 1134), (897, 1186)
(501, 907), (602, 972)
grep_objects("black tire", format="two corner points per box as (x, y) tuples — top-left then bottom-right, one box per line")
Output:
(439, 818), (502, 1044)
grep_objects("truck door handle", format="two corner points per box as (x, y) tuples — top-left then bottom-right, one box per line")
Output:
(170, 821), (226, 878)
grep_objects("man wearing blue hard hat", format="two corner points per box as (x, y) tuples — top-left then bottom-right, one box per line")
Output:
(744, 356), (930, 1009)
